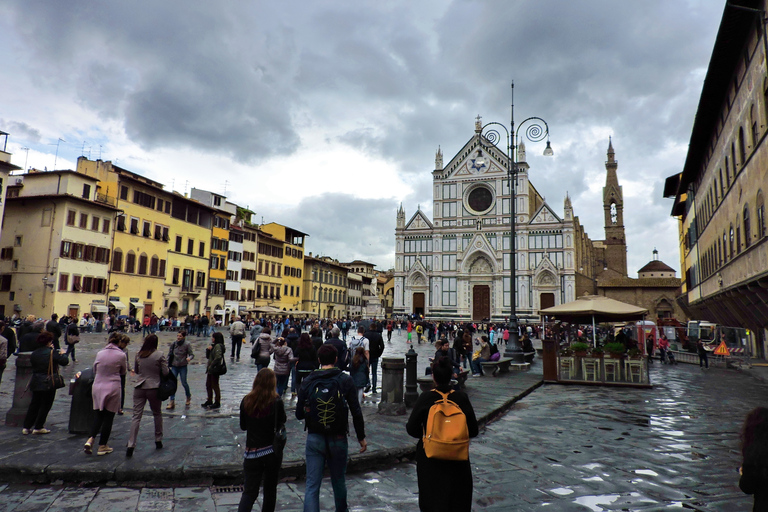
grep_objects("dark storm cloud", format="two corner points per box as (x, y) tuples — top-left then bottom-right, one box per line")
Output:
(0, 121), (42, 143)
(259, 193), (399, 269)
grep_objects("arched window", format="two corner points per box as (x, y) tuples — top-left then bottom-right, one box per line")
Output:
(725, 157), (731, 187)
(111, 249), (123, 272)
(732, 142), (738, 175)
(757, 190), (765, 238)
(138, 253), (148, 275)
(751, 105), (759, 148)
(739, 127), (747, 165)
(125, 251), (136, 273)
(736, 222), (741, 254)
(744, 206), (751, 248)
(723, 232), (727, 263)
(729, 225), (734, 258)
(150, 255), (159, 276)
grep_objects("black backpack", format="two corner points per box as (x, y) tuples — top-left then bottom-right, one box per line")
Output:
(305, 375), (348, 435)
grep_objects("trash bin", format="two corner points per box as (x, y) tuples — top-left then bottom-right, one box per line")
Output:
(69, 368), (96, 435)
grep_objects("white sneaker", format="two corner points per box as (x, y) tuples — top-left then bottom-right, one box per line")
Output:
(22, 428), (30, 435)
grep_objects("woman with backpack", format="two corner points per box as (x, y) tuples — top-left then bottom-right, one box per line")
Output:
(349, 346), (369, 404)
(203, 332), (226, 409)
(406, 356), (478, 512)
(238, 368), (286, 512)
(270, 336), (293, 398)
(252, 328), (273, 371)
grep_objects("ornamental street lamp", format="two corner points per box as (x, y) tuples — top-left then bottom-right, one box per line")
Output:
(476, 82), (553, 362)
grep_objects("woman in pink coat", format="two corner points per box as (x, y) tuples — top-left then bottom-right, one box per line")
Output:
(85, 332), (129, 456)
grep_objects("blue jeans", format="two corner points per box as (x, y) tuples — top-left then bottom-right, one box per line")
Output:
(276, 374), (289, 397)
(471, 357), (487, 375)
(169, 365), (190, 400)
(370, 357), (379, 391)
(304, 433), (348, 512)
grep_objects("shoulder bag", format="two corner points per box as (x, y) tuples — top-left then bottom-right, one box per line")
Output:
(157, 369), (178, 401)
(273, 401), (287, 454)
(46, 349), (66, 390)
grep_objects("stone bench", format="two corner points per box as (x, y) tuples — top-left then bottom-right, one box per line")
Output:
(417, 370), (469, 392)
(479, 357), (517, 377)
(523, 351), (536, 363)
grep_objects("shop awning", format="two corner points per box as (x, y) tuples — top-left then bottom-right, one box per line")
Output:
(214, 309), (226, 315)
(91, 305), (109, 313)
(130, 301), (145, 309)
(109, 301), (127, 310)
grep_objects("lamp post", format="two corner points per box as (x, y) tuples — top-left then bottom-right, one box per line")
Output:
(477, 82), (553, 362)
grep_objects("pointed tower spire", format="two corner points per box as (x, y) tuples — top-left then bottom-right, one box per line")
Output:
(435, 146), (443, 171)
(396, 202), (406, 228)
(517, 141), (527, 163)
(564, 192), (573, 220)
(607, 136), (615, 163)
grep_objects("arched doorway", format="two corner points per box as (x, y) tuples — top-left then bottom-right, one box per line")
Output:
(540, 293), (555, 310)
(413, 293), (425, 317)
(472, 285), (490, 321)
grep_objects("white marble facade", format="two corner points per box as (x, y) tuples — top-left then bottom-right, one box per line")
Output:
(394, 121), (577, 322)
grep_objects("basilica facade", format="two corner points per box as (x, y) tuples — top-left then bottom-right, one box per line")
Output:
(393, 118), (606, 322)
(393, 119), (592, 321)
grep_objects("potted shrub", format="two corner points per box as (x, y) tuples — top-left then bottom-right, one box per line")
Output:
(570, 342), (589, 357)
(604, 342), (626, 358)
(627, 347), (641, 359)
(590, 346), (604, 357)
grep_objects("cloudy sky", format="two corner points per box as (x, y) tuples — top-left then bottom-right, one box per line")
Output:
(1, 0), (725, 274)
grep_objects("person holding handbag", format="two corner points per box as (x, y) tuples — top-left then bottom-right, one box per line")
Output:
(203, 331), (226, 409)
(84, 332), (128, 455)
(238, 368), (286, 512)
(22, 331), (69, 435)
(126, 334), (169, 457)
(252, 328), (273, 371)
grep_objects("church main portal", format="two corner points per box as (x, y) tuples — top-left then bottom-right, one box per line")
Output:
(472, 285), (490, 321)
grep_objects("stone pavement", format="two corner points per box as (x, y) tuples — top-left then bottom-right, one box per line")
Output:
(2, 348), (767, 510)
(0, 328), (542, 484)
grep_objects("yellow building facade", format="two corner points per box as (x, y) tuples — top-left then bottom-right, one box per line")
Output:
(303, 256), (348, 319)
(165, 193), (215, 318)
(0, 170), (117, 319)
(261, 222), (307, 312)
(78, 158), (171, 319)
(254, 229), (284, 311)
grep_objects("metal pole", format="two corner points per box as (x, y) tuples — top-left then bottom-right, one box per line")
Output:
(504, 82), (523, 362)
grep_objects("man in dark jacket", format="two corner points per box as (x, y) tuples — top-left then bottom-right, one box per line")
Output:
(45, 314), (63, 351)
(2, 321), (17, 357)
(364, 322), (385, 394)
(323, 327), (348, 371)
(296, 344), (366, 512)
(19, 321), (46, 352)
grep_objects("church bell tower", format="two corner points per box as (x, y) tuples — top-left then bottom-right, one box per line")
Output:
(601, 138), (627, 277)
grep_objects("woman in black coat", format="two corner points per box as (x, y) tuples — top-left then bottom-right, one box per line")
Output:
(23, 331), (69, 434)
(739, 407), (768, 511)
(238, 368), (286, 512)
(294, 333), (318, 391)
(406, 356), (478, 512)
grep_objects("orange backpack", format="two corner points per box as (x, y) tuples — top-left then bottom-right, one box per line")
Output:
(422, 390), (469, 461)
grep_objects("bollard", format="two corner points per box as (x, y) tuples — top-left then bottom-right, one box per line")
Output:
(404, 346), (418, 407)
(5, 353), (33, 427)
(68, 368), (96, 435)
(377, 357), (406, 416)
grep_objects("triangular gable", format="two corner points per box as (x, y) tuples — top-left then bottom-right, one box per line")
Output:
(459, 233), (499, 273)
(440, 134), (509, 180)
(405, 210), (434, 231)
(406, 259), (430, 286)
(530, 203), (562, 225)
(534, 255), (559, 286)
